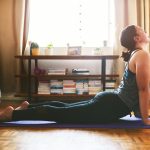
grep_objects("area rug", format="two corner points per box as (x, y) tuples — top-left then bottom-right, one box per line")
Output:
(0, 115), (149, 128)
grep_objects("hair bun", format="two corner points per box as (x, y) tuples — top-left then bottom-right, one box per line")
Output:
(121, 51), (131, 62)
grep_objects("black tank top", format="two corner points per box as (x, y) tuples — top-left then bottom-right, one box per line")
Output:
(114, 50), (141, 112)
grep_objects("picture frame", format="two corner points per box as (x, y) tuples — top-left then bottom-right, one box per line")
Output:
(67, 46), (81, 56)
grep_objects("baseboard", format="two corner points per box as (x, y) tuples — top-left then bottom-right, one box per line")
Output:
(0, 92), (25, 101)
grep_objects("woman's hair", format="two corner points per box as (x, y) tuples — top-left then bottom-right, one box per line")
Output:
(120, 25), (137, 61)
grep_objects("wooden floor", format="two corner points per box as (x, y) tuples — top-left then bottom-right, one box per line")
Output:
(0, 101), (150, 150)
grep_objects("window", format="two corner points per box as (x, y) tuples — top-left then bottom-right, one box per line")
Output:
(28, 0), (115, 47)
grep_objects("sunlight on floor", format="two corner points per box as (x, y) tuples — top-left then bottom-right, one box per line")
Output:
(4, 129), (139, 150)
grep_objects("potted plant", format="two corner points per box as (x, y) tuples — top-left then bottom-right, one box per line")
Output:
(93, 47), (102, 55)
(45, 43), (53, 55)
(30, 42), (40, 55)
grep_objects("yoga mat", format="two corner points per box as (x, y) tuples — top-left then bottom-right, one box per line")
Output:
(0, 115), (149, 128)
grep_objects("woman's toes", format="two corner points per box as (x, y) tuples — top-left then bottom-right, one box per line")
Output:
(15, 101), (29, 110)
(0, 106), (14, 122)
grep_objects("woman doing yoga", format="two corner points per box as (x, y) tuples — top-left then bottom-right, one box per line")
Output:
(0, 25), (150, 125)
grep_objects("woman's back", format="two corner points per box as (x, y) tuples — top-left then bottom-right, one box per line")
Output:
(115, 50), (140, 112)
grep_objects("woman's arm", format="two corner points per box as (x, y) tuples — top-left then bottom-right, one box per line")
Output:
(135, 51), (150, 125)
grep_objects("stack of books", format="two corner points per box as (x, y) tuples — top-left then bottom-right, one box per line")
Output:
(48, 68), (67, 75)
(76, 80), (89, 95)
(63, 80), (76, 94)
(38, 81), (50, 94)
(105, 80), (116, 92)
(88, 80), (102, 95)
(38, 79), (115, 95)
(50, 80), (63, 94)
(72, 69), (90, 75)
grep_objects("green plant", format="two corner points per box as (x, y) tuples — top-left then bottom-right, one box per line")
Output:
(30, 42), (39, 49)
(47, 43), (53, 49)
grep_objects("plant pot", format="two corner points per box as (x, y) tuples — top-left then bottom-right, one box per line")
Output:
(32, 48), (40, 55)
(45, 48), (53, 55)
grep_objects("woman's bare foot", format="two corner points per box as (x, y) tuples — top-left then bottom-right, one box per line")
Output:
(15, 101), (29, 110)
(0, 106), (14, 122)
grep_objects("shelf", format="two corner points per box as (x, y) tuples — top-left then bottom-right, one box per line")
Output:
(15, 55), (119, 60)
(15, 93), (95, 98)
(15, 54), (119, 101)
(15, 74), (119, 79)
(105, 87), (116, 89)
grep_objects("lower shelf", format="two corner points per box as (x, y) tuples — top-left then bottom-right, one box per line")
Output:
(15, 93), (95, 98)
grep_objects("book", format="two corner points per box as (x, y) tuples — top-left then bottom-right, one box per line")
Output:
(72, 69), (90, 75)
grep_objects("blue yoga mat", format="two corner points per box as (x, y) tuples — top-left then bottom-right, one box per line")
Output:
(0, 115), (149, 128)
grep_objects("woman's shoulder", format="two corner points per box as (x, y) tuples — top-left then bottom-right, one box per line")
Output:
(134, 50), (150, 61)
(129, 49), (150, 64)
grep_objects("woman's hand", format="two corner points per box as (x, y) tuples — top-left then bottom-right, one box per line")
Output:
(134, 111), (141, 118)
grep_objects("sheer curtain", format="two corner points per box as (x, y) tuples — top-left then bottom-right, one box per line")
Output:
(113, 0), (150, 83)
(28, 0), (115, 48)
(136, 0), (150, 51)
(113, 0), (137, 82)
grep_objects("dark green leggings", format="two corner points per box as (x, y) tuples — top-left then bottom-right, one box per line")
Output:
(12, 92), (131, 123)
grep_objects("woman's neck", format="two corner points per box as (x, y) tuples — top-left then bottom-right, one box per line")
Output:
(135, 43), (147, 50)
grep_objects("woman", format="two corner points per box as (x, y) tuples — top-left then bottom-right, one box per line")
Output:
(0, 25), (150, 125)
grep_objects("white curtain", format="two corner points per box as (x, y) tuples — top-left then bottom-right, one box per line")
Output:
(113, 0), (137, 82)
(28, 0), (114, 48)
(136, 0), (150, 52)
